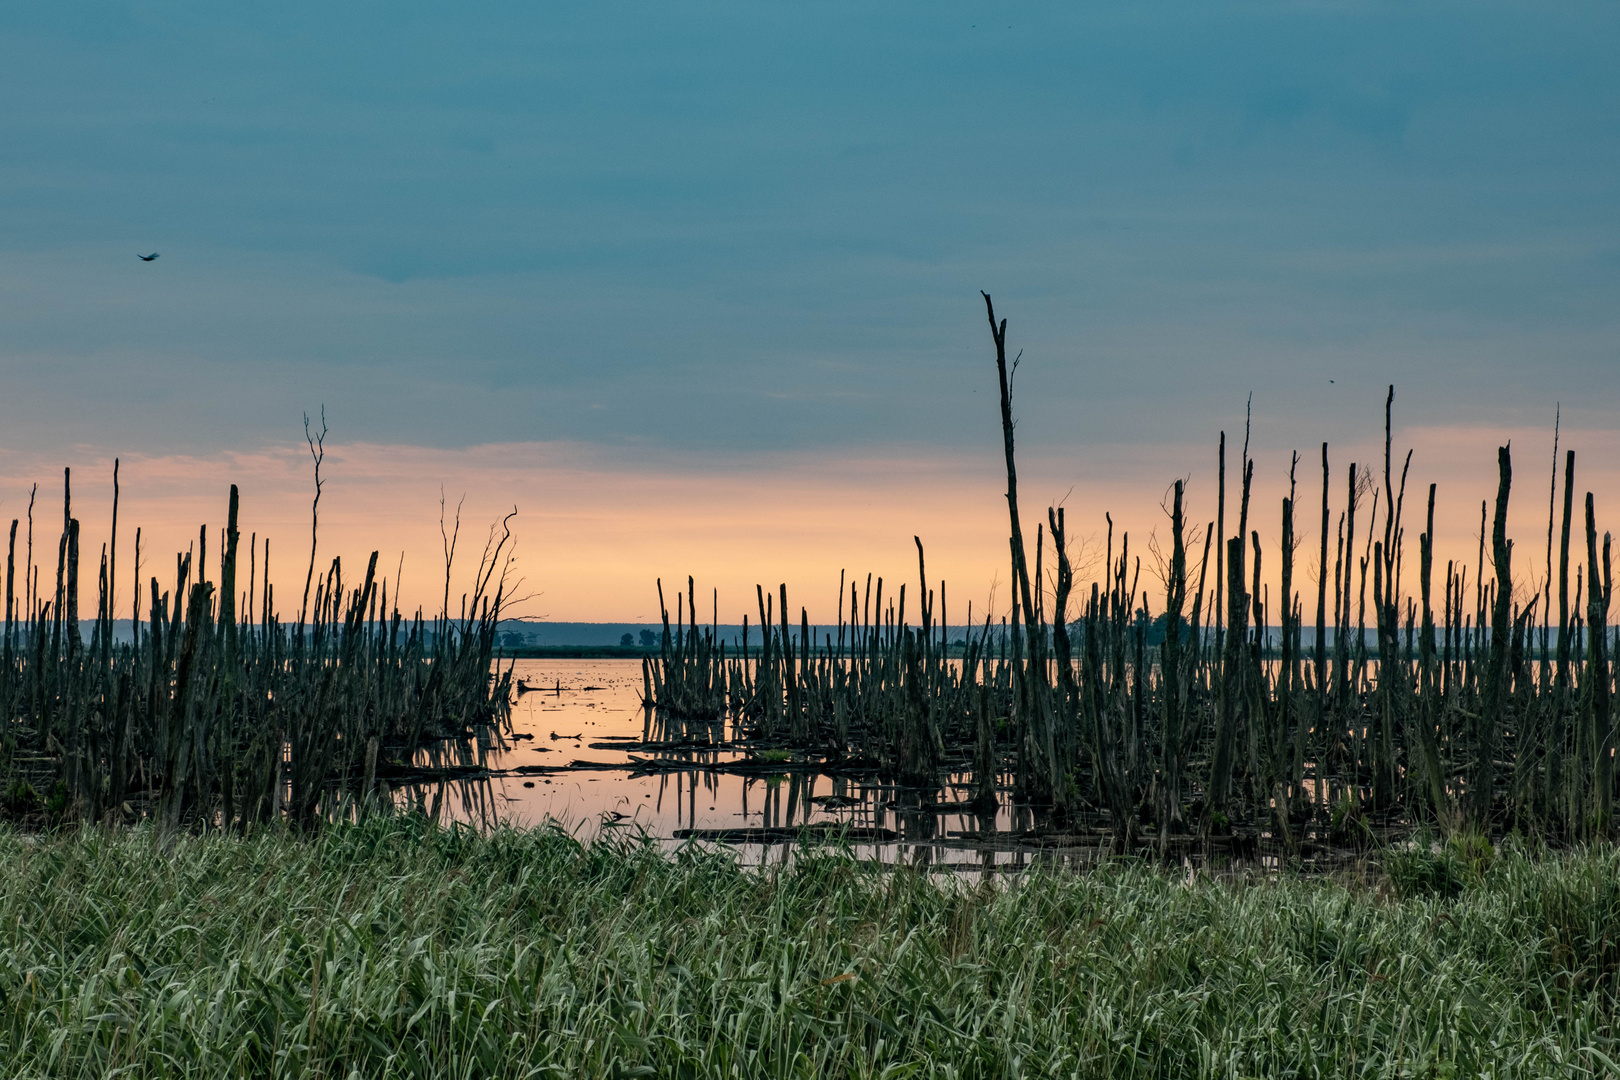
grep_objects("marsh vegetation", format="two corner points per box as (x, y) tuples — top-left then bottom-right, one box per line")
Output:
(0, 436), (517, 831)
(3, 300), (1620, 1077)
(648, 295), (1620, 857)
(4, 817), (1620, 1077)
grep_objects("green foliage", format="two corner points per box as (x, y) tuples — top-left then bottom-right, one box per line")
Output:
(1328, 793), (1372, 848)
(1, 780), (35, 814)
(1451, 830), (1497, 874)
(42, 779), (68, 818)
(1385, 833), (1499, 901)
(1385, 840), (1469, 900)
(3, 819), (1620, 1077)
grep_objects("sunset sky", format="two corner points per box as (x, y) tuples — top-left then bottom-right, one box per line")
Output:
(2, 2), (1617, 625)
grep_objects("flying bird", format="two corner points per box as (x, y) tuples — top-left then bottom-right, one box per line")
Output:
(137, 253), (159, 262)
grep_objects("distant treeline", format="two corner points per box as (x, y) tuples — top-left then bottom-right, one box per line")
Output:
(495, 618), (1611, 659)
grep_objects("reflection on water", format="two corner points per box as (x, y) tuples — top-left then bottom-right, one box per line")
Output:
(391, 659), (1339, 873)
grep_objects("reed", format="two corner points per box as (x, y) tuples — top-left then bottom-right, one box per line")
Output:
(650, 299), (1620, 852)
(0, 474), (516, 831)
(3, 815), (1619, 1077)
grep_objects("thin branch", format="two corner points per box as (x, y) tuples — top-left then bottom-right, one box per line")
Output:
(298, 407), (327, 628)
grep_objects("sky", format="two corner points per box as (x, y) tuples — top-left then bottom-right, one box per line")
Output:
(1, 1), (1617, 624)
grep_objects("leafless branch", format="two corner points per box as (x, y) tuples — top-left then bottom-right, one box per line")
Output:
(298, 407), (326, 627)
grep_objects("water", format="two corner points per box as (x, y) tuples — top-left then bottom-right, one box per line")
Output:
(399, 658), (1105, 871)
(390, 658), (1361, 875)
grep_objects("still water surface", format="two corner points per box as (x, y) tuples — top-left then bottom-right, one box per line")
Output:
(406, 659), (1087, 871)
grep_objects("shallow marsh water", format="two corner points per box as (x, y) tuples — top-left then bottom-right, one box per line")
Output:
(402, 658), (1110, 871)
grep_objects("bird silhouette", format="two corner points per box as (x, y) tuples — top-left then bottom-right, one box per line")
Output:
(137, 253), (159, 262)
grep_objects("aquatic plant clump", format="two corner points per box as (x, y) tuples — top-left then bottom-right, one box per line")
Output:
(0, 471), (517, 831)
(0, 818), (1618, 1077)
(651, 298), (1620, 853)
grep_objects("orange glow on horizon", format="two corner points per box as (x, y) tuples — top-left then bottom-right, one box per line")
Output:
(2, 423), (1616, 629)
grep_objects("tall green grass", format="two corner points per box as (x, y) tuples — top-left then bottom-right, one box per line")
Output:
(2, 818), (1618, 1077)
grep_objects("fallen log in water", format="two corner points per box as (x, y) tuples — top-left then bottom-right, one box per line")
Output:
(672, 824), (900, 843)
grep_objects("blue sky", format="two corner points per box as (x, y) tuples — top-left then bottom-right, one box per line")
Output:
(4, 1), (1616, 454)
(1, 2), (1617, 617)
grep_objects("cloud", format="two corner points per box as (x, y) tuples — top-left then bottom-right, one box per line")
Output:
(1, 2), (1617, 618)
